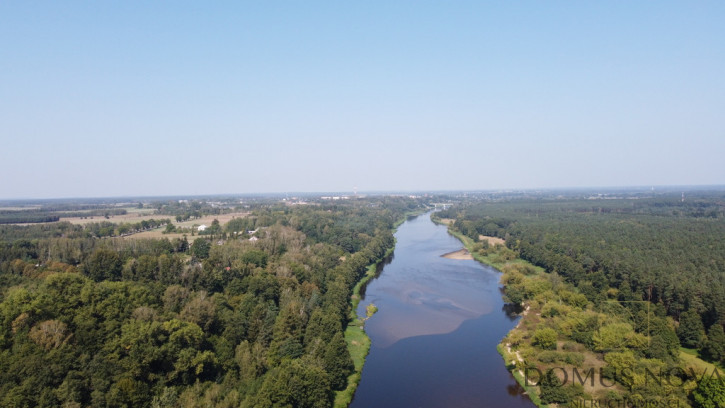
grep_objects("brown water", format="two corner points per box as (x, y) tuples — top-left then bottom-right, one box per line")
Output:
(350, 213), (534, 408)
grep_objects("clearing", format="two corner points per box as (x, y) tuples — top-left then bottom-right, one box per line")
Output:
(479, 235), (506, 246)
(124, 212), (250, 240)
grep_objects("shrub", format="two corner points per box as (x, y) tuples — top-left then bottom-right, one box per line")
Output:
(533, 327), (558, 350)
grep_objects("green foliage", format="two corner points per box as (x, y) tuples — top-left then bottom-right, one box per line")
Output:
(691, 376), (725, 408)
(539, 369), (582, 404)
(448, 195), (725, 334)
(536, 350), (584, 366)
(191, 238), (211, 260)
(0, 196), (415, 406)
(240, 249), (268, 268)
(445, 193), (725, 406)
(323, 332), (354, 390)
(246, 358), (332, 408)
(503, 284), (524, 306)
(84, 248), (122, 281)
(702, 324), (725, 364)
(305, 307), (342, 347)
(678, 309), (706, 349)
(644, 316), (680, 361)
(533, 327), (558, 350)
(593, 323), (648, 352)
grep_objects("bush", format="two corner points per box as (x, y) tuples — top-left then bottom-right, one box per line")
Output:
(536, 351), (584, 366)
(533, 327), (558, 350)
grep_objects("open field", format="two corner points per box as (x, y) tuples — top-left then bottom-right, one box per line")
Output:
(3, 210), (158, 226)
(0, 206), (42, 211)
(680, 347), (724, 374)
(60, 209), (160, 225)
(479, 235), (506, 246)
(123, 212), (250, 240)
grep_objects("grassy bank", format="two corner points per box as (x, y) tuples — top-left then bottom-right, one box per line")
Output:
(334, 212), (423, 407)
(336, 210), (556, 407)
(333, 252), (390, 408)
(680, 347), (725, 373)
(435, 216), (550, 407)
(437, 220), (534, 272)
(497, 344), (548, 408)
(393, 209), (427, 229)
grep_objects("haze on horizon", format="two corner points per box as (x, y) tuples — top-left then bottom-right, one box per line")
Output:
(1, 2), (724, 200)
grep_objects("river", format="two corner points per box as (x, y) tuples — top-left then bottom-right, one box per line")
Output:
(349, 212), (534, 408)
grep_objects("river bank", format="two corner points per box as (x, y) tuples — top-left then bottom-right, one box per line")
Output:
(334, 210), (424, 408)
(441, 248), (473, 260)
(433, 211), (725, 407)
(349, 212), (534, 408)
(432, 214), (548, 407)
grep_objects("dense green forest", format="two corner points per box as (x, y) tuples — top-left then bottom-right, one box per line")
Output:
(0, 196), (424, 407)
(437, 191), (725, 406)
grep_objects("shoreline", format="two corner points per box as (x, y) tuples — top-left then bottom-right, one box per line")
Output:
(441, 248), (474, 260)
(434, 215), (547, 407)
(334, 209), (426, 407)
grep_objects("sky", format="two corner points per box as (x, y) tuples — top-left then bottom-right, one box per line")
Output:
(1, 2), (724, 199)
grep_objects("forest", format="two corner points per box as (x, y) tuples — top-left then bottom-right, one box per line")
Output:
(436, 191), (725, 407)
(0, 196), (424, 407)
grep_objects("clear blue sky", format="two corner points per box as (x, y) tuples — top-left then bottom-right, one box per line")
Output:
(1, 2), (724, 198)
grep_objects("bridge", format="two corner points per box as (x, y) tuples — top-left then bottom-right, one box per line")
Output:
(430, 203), (452, 210)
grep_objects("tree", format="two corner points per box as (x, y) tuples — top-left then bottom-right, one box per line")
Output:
(245, 358), (332, 408)
(533, 327), (558, 350)
(268, 304), (305, 364)
(503, 285), (524, 306)
(0, 195), (420, 406)
(644, 316), (680, 361)
(179, 291), (216, 332)
(173, 236), (189, 253)
(539, 370), (569, 404)
(191, 238), (211, 260)
(678, 309), (705, 348)
(241, 249), (268, 268)
(702, 324), (725, 363)
(304, 307), (342, 347)
(593, 323), (648, 352)
(209, 219), (222, 237)
(691, 376), (725, 408)
(84, 248), (122, 281)
(323, 332), (354, 390)
(28, 320), (70, 350)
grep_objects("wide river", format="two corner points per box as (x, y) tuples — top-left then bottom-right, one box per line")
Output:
(350, 213), (534, 408)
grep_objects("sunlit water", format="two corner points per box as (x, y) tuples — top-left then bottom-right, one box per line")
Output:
(350, 213), (534, 408)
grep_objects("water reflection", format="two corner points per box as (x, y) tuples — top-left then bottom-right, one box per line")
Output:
(507, 382), (527, 397)
(351, 213), (534, 408)
(360, 250), (496, 347)
(502, 303), (524, 321)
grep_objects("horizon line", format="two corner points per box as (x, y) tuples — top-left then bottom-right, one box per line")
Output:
(1, 184), (724, 202)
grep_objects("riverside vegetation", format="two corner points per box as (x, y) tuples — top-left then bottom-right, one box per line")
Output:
(435, 191), (725, 407)
(0, 196), (425, 407)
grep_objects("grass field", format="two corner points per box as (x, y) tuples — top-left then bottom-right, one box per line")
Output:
(60, 208), (160, 225)
(123, 212), (250, 240)
(680, 347), (724, 375)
